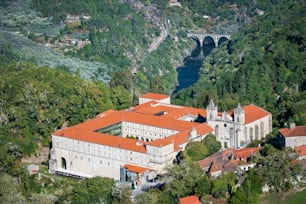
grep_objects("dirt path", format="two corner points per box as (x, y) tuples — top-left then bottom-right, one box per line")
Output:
(148, 25), (167, 53)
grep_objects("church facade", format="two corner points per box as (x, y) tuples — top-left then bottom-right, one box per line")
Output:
(49, 93), (272, 181)
(206, 100), (272, 149)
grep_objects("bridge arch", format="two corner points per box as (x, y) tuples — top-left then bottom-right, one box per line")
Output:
(187, 32), (231, 48)
(203, 36), (216, 48)
(218, 36), (229, 46)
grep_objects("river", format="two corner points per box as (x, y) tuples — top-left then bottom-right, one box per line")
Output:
(174, 38), (215, 93)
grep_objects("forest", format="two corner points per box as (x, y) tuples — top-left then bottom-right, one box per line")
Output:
(0, 0), (305, 203)
(172, 0), (306, 128)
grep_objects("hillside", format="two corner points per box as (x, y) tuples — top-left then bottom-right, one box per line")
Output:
(0, 0), (305, 203)
(0, 0), (269, 92)
(173, 0), (306, 127)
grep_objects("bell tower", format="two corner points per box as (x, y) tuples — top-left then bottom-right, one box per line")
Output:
(234, 103), (245, 125)
(206, 99), (218, 122)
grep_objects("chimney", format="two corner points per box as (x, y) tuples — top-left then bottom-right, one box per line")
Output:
(290, 123), (296, 129)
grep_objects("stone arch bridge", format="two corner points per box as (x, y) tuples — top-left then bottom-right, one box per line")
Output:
(187, 33), (231, 47)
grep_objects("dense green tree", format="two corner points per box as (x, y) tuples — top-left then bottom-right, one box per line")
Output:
(255, 149), (303, 192)
(134, 189), (162, 204)
(185, 141), (208, 161)
(194, 175), (211, 198)
(211, 172), (237, 198)
(111, 86), (132, 110)
(71, 177), (114, 204)
(0, 173), (26, 203)
(164, 160), (205, 202)
(203, 134), (222, 156)
(185, 134), (221, 161)
(230, 170), (262, 204)
(0, 62), (113, 156)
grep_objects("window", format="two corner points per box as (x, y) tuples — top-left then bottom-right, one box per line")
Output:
(215, 125), (219, 137)
(255, 125), (259, 140)
(61, 157), (67, 169)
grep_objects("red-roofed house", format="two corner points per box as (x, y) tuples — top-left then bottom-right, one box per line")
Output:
(279, 124), (306, 148)
(49, 93), (271, 181)
(179, 195), (201, 204)
(198, 147), (261, 177)
(206, 100), (272, 148)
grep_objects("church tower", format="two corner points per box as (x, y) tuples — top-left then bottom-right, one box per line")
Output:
(206, 99), (218, 122)
(234, 103), (245, 125)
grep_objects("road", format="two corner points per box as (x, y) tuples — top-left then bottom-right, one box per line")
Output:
(148, 24), (167, 53)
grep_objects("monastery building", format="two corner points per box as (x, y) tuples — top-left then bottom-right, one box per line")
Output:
(49, 93), (272, 181)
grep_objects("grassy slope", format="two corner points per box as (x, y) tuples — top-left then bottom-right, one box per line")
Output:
(0, 0), (112, 83)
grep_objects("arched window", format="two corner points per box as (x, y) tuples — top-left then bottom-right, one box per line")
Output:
(249, 128), (253, 141)
(244, 127), (248, 142)
(61, 157), (67, 169)
(255, 125), (259, 140)
(215, 125), (219, 137)
(260, 122), (264, 138)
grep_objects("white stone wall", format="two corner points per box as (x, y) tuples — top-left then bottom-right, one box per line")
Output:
(139, 97), (170, 105)
(146, 143), (175, 173)
(285, 136), (306, 148)
(122, 121), (178, 142)
(207, 119), (234, 148)
(49, 135), (150, 181)
(208, 114), (272, 149)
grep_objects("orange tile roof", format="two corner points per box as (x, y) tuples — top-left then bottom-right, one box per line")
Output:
(228, 104), (271, 124)
(198, 147), (259, 175)
(279, 126), (306, 137)
(148, 123), (213, 150)
(54, 108), (212, 152)
(133, 101), (207, 119)
(179, 195), (201, 204)
(198, 152), (222, 169)
(295, 145), (306, 157)
(244, 105), (271, 124)
(234, 147), (261, 160)
(139, 92), (169, 100)
(124, 164), (152, 174)
(54, 128), (147, 153)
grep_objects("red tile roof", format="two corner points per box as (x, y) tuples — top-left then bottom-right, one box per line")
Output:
(124, 164), (152, 174)
(147, 123), (213, 150)
(54, 128), (147, 153)
(139, 93), (169, 100)
(228, 104), (271, 124)
(198, 147), (260, 175)
(179, 195), (201, 204)
(234, 147), (261, 160)
(53, 109), (212, 153)
(133, 101), (207, 119)
(295, 145), (306, 157)
(279, 126), (306, 137)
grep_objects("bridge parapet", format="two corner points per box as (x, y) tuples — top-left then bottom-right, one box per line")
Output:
(187, 33), (231, 47)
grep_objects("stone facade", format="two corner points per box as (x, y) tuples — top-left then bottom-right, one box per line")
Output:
(206, 100), (272, 149)
(279, 124), (306, 148)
